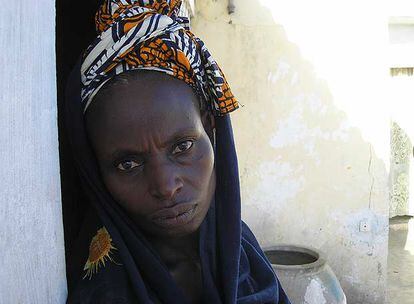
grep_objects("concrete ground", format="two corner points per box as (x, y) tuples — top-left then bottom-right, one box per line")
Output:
(387, 216), (414, 304)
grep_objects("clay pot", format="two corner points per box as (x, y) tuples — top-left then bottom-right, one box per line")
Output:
(264, 245), (347, 304)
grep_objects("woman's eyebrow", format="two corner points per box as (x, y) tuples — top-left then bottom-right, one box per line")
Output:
(168, 127), (201, 141)
(109, 128), (201, 159)
(110, 149), (145, 161)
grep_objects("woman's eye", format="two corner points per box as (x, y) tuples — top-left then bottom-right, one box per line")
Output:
(116, 160), (141, 171)
(172, 140), (194, 154)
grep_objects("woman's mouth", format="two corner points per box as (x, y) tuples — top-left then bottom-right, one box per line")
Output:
(151, 202), (198, 228)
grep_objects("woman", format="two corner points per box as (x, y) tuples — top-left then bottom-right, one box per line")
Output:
(65, 0), (290, 303)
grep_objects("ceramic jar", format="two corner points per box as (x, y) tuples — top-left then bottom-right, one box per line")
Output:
(264, 245), (347, 304)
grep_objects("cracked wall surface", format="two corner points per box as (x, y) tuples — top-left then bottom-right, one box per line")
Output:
(192, 1), (389, 303)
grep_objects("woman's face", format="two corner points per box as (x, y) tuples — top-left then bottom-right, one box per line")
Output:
(85, 72), (216, 238)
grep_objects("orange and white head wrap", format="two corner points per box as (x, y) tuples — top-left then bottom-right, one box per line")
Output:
(81, 0), (238, 115)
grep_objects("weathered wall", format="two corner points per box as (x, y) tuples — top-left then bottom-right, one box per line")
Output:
(390, 122), (412, 217)
(0, 0), (67, 303)
(192, 1), (389, 303)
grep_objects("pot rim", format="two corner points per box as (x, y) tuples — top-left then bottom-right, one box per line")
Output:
(263, 244), (326, 270)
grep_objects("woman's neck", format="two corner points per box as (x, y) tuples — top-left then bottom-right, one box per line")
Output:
(148, 231), (200, 265)
(148, 231), (203, 302)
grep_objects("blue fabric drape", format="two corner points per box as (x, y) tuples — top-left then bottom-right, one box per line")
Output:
(65, 61), (290, 304)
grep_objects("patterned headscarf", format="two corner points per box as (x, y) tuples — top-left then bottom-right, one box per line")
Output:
(81, 0), (238, 115)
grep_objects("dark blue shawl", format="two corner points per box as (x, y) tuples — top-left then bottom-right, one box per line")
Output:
(65, 62), (290, 304)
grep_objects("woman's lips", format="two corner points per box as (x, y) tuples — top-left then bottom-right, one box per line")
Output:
(151, 202), (198, 228)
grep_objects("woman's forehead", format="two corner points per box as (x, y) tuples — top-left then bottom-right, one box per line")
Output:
(88, 71), (200, 118)
(85, 73), (203, 148)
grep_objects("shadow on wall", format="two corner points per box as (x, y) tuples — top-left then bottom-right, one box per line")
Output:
(388, 217), (414, 303)
(191, 1), (389, 303)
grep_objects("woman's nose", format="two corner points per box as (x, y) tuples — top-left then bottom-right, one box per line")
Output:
(147, 158), (183, 201)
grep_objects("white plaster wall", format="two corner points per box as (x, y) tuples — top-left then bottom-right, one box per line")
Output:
(0, 0), (67, 303)
(192, 1), (389, 303)
(388, 5), (414, 68)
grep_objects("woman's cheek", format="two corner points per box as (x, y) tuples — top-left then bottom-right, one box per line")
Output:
(192, 139), (215, 181)
(103, 173), (142, 211)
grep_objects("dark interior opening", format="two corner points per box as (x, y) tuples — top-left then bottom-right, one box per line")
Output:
(265, 250), (318, 266)
(56, 0), (101, 290)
